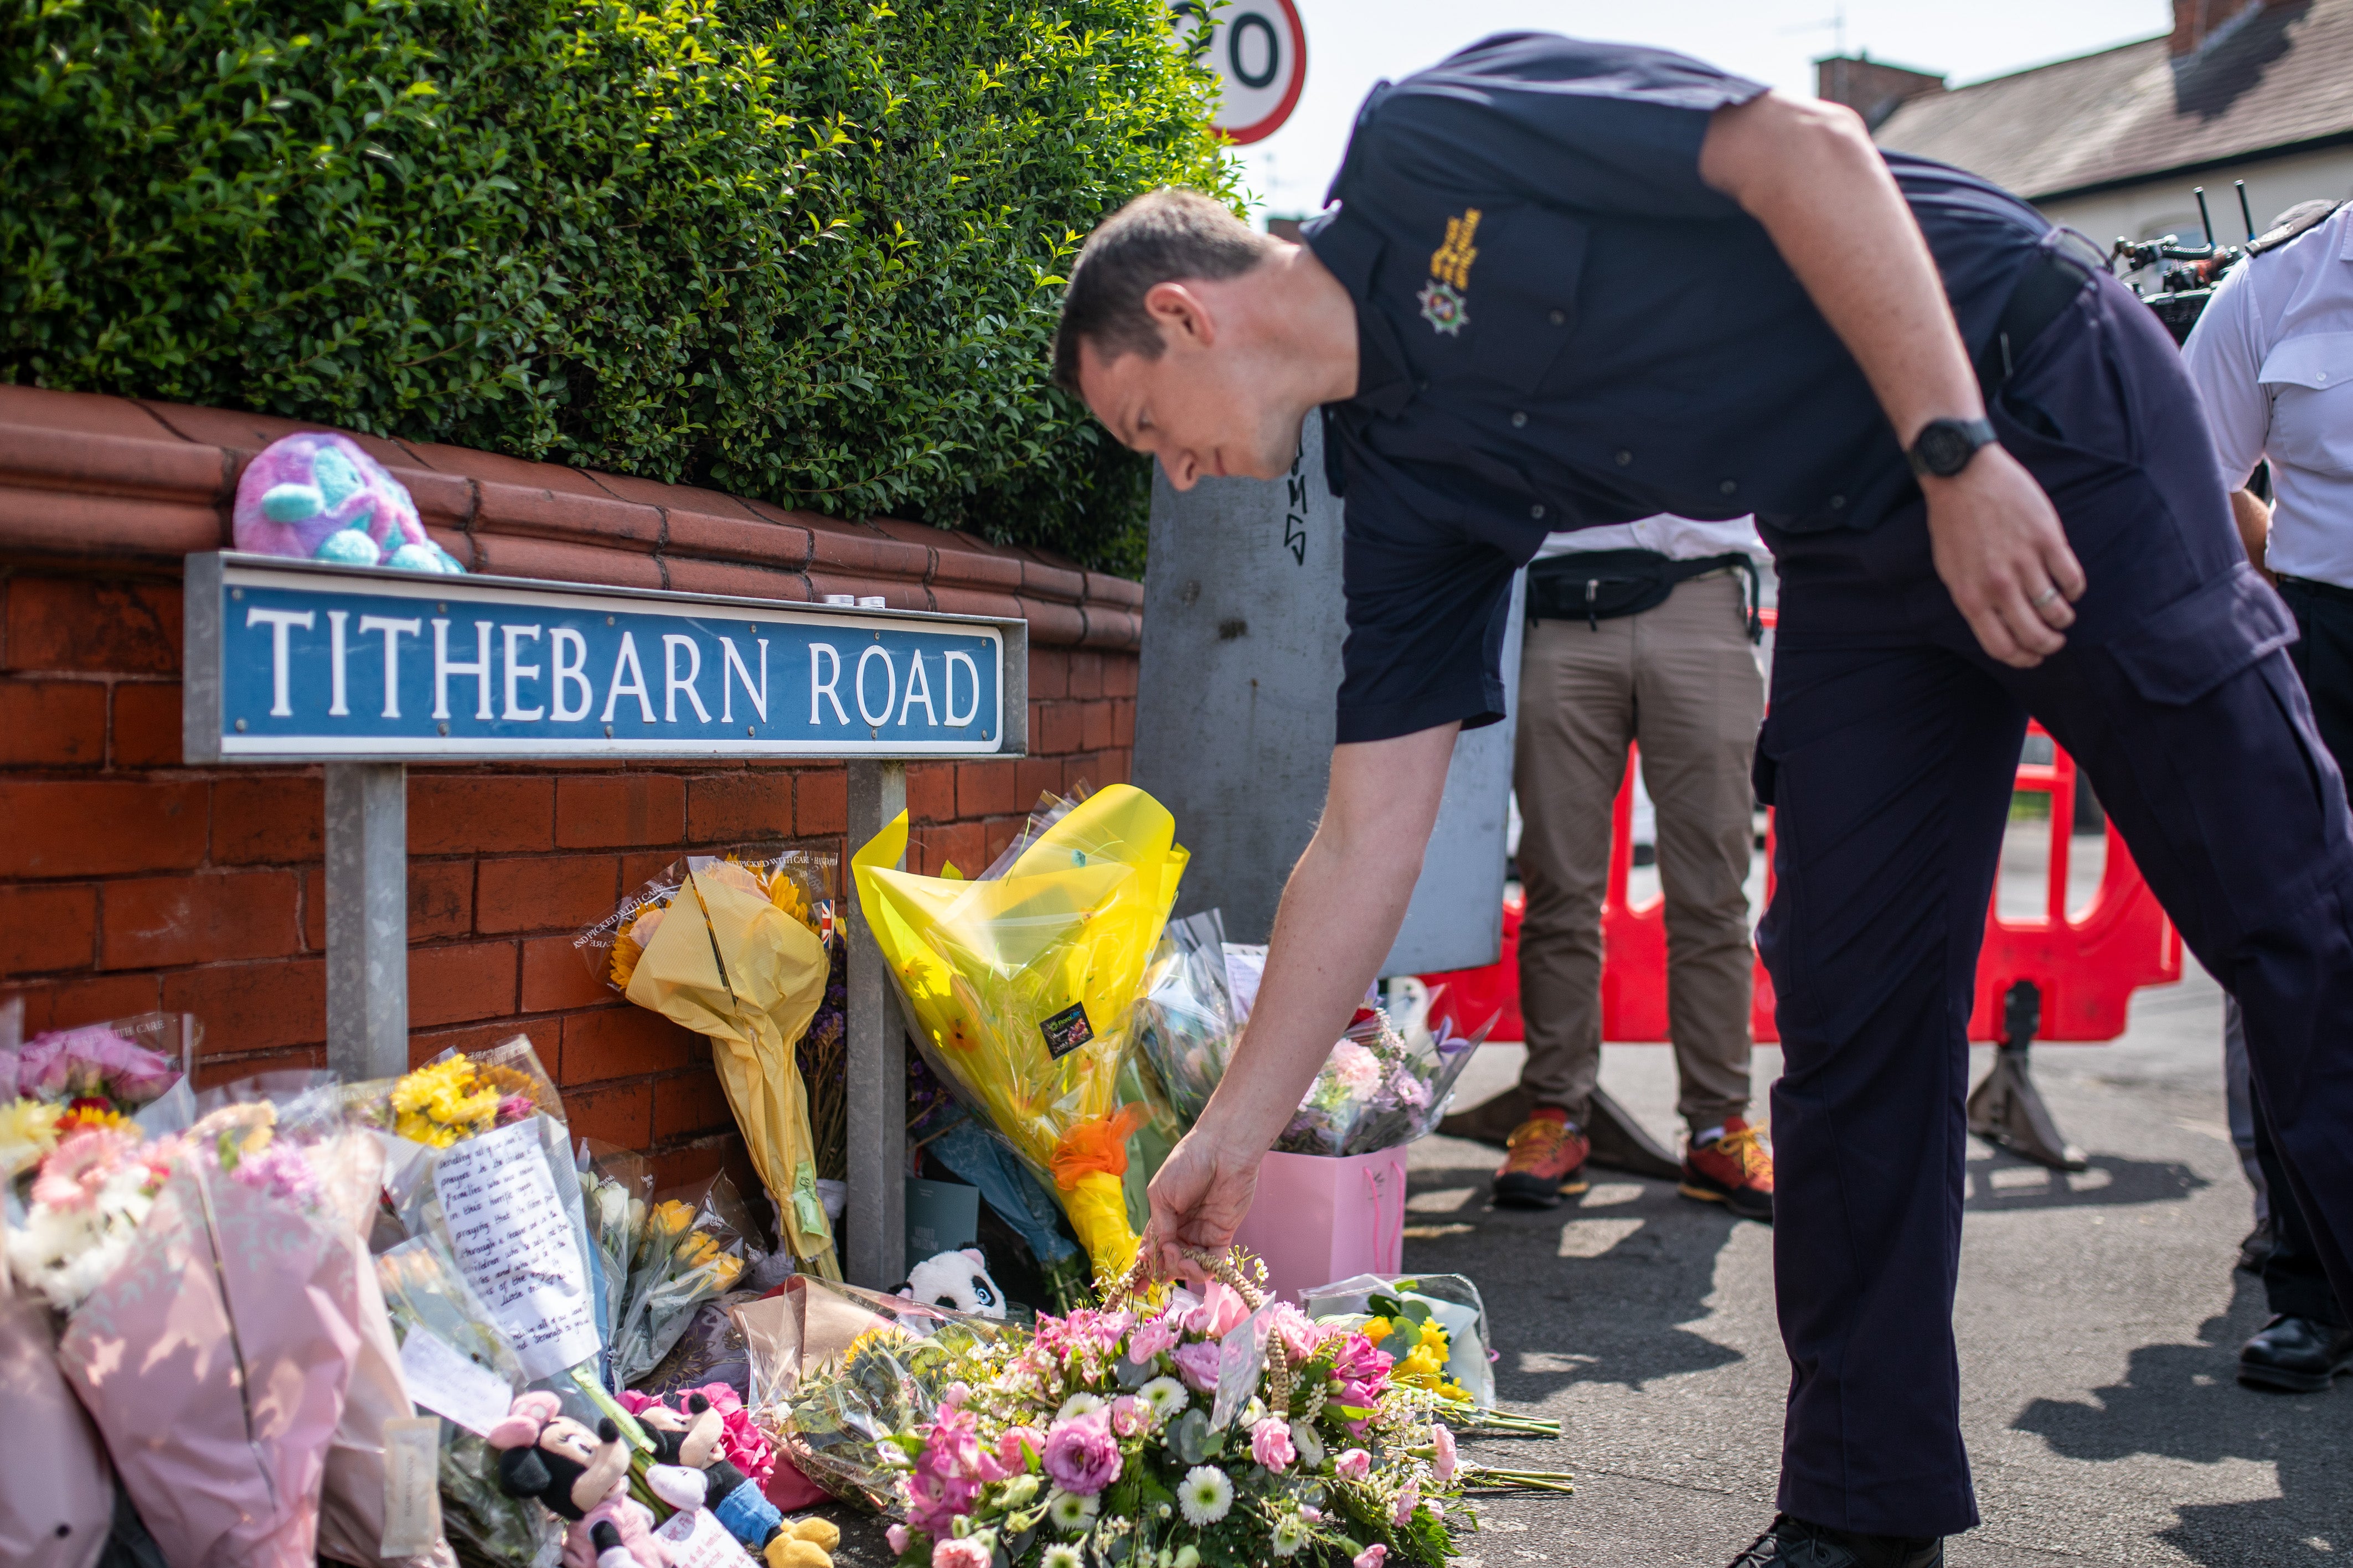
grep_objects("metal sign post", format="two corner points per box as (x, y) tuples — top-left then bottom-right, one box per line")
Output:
(184, 552), (1025, 1285)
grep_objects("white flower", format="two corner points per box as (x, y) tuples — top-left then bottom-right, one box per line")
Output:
(1138, 1376), (1189, 1422)
(1055, 1391), (1106, 1422)
(1048, 1488), (1101, 1533)
(1043, 1548), (1084, 1568)
(1289, 1421), (1325, 1472)
(1240, 1397), (1267, 1429)
(1271, 1517), (1309, 1557)
(1178, 1466), (1234, 1526)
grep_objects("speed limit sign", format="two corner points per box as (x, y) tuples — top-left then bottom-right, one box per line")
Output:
(1172, 0), (1307, 145)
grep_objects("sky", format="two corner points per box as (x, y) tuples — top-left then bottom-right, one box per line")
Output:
(1228, 0), (2173, 219)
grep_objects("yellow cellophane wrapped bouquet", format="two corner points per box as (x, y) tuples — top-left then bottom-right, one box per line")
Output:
(852, 785), (1188, 1288)
(609, 852), (842, 1280)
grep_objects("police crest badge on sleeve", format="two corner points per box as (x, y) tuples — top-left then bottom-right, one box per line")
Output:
(1419, 208), (1480, 334)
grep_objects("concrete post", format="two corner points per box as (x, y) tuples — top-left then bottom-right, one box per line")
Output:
(844, 759), (909, 1288)
(324, 762), (409, 1079)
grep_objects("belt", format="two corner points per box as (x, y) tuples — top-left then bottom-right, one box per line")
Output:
(1974, 245), (2098, 389)
(2275, 573), (2353, 608)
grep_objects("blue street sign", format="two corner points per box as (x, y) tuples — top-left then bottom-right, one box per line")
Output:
(183, 554), (1024, 762)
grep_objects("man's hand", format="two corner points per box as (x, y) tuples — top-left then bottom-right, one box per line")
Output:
(1144, 1125), (1262, 1279)
(1923, 447), (2086, 666)
(1142, 723), (1459, 1272)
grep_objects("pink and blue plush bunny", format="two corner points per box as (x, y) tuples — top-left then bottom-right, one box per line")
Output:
(232, 431), (465, 573)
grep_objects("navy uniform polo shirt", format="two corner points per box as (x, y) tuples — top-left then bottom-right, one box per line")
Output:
(1307, 32), (2055, 743)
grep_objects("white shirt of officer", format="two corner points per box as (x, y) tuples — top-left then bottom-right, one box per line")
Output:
(2183, 200), (2353, 589)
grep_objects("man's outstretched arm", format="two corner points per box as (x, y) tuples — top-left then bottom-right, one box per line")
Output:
(1699, 91), (2086, 669)
(1144, 722), (1459, 1267)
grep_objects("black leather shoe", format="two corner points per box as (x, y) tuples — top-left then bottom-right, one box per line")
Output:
(2237, 1314), (2353, 1393)
(1726, 1515), (1943, 1568)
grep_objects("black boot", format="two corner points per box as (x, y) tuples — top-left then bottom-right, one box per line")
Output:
(1725, 1515), (1943, 1568)
(2237, 1314), (2353, 1393)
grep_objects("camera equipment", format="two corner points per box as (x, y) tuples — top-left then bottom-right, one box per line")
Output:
(2109, 180), (2348, 343)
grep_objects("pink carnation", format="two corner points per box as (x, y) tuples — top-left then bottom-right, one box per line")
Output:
(995, 1428), (1044, 1472)
(933, 1539), (992, 1568)
(1265, 1303), (1325, 1362)
(1172, 1340), (1222, 1394)
(1391, 1479), (1420, 1526)
(1353, 1546), (1387, 1568)
(1430, 1422), (1457, 1484)
(886, 1525), (911, 1555)
(1334, 1448), (1372, 1481)
(1041, 1412), (1123, 1497)
(18, 1024), (177, 1105)
(229, 1141), (316, 1207)
(1249, 1416), (1295, 1473)
(1326, 1041), (1382, 1096)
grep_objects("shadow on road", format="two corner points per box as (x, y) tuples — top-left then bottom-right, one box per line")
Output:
(1405, 1161), (1753, 1396)
(2010, 1272), (2352, 1564)
(1963, 1150), (2210, 1213)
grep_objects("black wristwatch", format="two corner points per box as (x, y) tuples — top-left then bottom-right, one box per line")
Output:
(1907, 416), (1999, 479)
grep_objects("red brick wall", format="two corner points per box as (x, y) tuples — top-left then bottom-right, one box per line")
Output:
(0, 386), (1141, 1193)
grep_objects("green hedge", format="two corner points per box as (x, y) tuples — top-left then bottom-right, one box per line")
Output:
(1, 0), (1237, 571)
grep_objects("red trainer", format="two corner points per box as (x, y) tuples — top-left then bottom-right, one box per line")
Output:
(1681, 1116), (1774, 1223)
(1493, 1115), (1591, 1209)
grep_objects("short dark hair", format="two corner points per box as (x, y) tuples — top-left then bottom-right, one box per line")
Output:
(1051, 188), (1274, 394)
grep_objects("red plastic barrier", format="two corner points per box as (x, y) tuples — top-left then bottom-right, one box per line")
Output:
(1423, 722), (2181, 1044)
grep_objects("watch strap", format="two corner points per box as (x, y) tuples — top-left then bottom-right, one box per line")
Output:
(1907, 416), (1998, 479)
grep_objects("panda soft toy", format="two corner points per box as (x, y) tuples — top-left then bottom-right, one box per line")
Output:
(894, 1247), (1008, 1319)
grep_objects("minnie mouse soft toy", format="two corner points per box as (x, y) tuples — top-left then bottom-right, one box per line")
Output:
(486, 1392), (675, 1568)
(633, 1395), (835, 1567)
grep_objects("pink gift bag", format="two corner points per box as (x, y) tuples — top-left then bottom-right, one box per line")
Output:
(1230, 1146), (1407, 1306)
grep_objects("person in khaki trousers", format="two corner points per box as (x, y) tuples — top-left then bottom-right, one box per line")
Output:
(1492, 514), (1776, 1219)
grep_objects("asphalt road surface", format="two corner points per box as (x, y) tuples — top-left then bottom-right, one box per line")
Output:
(1423, 956), (2353, 1567)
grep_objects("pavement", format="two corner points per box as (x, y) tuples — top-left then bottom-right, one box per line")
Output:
(1420, 954), (2353, 1567)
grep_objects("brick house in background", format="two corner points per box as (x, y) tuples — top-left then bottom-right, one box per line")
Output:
(1819, 0), (2353, 250)
(0, 384), (1142, 1198)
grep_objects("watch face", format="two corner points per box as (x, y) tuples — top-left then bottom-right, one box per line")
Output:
(1918, 423), (1969, 477)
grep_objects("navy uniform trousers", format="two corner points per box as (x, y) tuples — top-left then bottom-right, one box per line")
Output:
(1755, 257), (2353, 1538)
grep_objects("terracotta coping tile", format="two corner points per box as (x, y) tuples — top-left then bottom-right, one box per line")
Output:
(0, 386), (183, 441)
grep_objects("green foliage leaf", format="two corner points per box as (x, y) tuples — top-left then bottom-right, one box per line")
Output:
(1, 0), (1241, 570)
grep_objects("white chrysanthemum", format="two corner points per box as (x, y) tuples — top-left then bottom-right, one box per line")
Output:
(1043, 1547), (1084, 1568)
(1271, 1517), (1309, 1557)
(1178, 1466), (1234, 1526)
(1138, 1376), (1189, 1422)
(1055, 1391), (1106, 1422)
(1048, 1488), (1101, 1533)
(1289, 1420), (1325, 1472)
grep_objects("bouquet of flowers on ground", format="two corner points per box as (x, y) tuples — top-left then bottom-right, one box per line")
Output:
(579, 1140), (654, 1352)
(611, 1173), (760, 1386)
(869, 1251), (1571, 1568)
(1274, 995), (1493, 1160)
(585, 848), (843, 1278)
(2, 1012), (197, 1157)
(853, 786), (1188, 1289)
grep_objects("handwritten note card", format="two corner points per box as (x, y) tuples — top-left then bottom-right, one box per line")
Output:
(432, 1119), (600, 1380)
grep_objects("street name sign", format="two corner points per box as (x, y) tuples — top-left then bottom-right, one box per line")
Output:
(184, 553), (1024, 763)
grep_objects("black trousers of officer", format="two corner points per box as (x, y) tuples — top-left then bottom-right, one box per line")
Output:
(1757, 255), (2353, 1538)
(2258, 575), (2353, 1328)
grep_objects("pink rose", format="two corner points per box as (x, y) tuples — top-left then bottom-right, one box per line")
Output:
(1172, 1340), (1222, 1394)
(1127, 1317), (1178, 1363)
(886, 1525), (911, 1555)
(1430, 1422), (1457, 1484)
(1391, 1480), (1420, 1526)
(933, 1539), (991, 1568)
(1199, 1282), (1252, 1338)
(1110, 1396), (1145, 1438)
(1334, 1448), (1372, 1481)
(1249, 1416), (1296, 1473)
(1041, 1413), (1123, 1497)
(1353, 1547), (1387, 1568)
